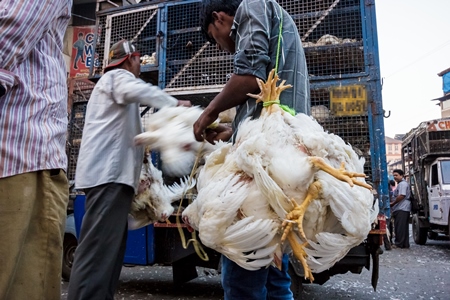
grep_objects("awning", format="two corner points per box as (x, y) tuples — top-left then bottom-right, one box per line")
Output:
(431, 93), (450, 101)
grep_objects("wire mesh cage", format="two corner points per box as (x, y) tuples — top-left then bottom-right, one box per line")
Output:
(68, 78), (96, 104)
(93, 0), (367, 87)
(164, 1), (233, 93)
(92, 5), (160, 76)
(310, 83), (372, 181)
(163, 0), (365, 93)
(66, 79), (96, 181)
(280, 0), (364, 77)
(67, 102), (88, 182)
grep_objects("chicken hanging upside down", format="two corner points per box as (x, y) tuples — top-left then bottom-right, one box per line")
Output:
(128, 148), (196, 230)
(134, 70), (378, 282)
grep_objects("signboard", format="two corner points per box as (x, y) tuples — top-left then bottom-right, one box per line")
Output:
(70, 26), (99, 78)
(427, 119), (450, 131)
(330, 85), (368, 117)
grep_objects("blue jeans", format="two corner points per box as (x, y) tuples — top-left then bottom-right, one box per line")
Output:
(221, 254), (294, 300)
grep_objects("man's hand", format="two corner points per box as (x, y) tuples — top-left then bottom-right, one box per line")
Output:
(204, 124), (233, 144)
(177, 100), (192, 107)
(193, 107), (219, 142)
(0, 85), (6, 97)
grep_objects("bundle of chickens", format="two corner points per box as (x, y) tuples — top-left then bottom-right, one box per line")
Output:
(133, 69), (378, 281)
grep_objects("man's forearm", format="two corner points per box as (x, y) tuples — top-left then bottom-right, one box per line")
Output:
(206, 74), (260, 115)
(391, 195), (405, 206)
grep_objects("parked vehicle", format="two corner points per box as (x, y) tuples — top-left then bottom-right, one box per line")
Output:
(64, 0), (388, 295)
(402, 117), (450, 244)
(62, 213), (77, 281)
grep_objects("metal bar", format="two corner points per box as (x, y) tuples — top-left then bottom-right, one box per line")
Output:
(165, 41), (210, 89)
(131, 9), (158, 43)
(103, 16), (112, 70)
(106, 0), (119, 8)
(302, 0), (341, 41)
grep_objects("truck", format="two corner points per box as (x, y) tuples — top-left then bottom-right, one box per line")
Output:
(401, 117), (450, 244)
(64, 0), (388, 296)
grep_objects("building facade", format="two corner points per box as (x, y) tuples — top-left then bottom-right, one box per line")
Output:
(385, 136), (402, 176)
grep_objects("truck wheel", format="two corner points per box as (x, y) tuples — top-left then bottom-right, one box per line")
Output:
(62, 234), (78, 281)
(288, 263), (303, 299)
(412, 214), (427, 245)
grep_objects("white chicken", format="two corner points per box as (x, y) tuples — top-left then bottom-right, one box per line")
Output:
(128, 149), (196, 230)
(134, 70), (378, 280)
(135, 106), (220, 178)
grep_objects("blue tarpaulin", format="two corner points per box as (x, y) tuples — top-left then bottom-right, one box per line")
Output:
(443, 72), (450, 94)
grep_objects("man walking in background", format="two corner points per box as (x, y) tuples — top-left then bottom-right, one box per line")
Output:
(391, 169), (411, 249)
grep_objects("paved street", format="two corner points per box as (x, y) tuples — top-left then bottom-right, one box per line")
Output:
(61, 230), (449, 300)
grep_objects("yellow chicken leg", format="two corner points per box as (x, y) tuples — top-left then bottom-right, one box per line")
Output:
(287, 233), (314, 282)
(247, 69), (292, 115)
(281, 181), (321, 242)
(309, 157), (372, 190)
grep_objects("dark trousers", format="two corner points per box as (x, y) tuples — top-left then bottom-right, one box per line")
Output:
(68, 183), (134, 300)
(221, 254), (293, 300)
(393, 210), (410, 248)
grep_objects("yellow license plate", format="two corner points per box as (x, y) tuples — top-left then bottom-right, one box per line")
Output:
(330, 85), (368, 116)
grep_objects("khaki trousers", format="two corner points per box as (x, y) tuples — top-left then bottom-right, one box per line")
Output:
(0, 170), (68, 300)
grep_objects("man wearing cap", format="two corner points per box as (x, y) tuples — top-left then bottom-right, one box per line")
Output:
(67, 39), (190, 300)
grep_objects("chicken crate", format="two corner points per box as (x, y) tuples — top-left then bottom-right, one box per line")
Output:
(68, 78), (96, 107)
(66, 79), (96, 182)
(280, 0), (365, 78)
(162, 0), (368, 94)
(92, 3), (161, 78)
(66, 101), (88, 182)
(91, 0), (372, 90)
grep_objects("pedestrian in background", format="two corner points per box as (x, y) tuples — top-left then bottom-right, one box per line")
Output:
(67, 39), (190, 300)
(383, 179), (396, 250)
(391, 169), (411, 249)
(0, 1), (72, 299)
(191, 0), (310, 299)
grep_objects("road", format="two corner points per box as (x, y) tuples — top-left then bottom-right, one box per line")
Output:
(61, 231), (450, 300)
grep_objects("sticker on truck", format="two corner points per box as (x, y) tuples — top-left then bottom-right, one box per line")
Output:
(330, 85), (368, 117)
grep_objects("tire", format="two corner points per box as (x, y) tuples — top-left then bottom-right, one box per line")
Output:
(412, 214), (428, 245)
(62, 234), (78, 281)
(288, 263), (303, 299)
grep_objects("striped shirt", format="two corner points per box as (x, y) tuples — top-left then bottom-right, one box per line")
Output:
(231, 0), (310, 136)
(0, 0), (71, 178)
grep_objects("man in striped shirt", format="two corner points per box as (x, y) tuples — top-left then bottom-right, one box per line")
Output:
(0, 1), (72, 299)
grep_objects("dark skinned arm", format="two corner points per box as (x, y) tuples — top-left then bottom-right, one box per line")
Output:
(390, 194), (405, 207)
(193, 73), (260, 142)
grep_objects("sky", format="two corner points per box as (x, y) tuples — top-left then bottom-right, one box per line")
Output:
(374, 0), (450, 138)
